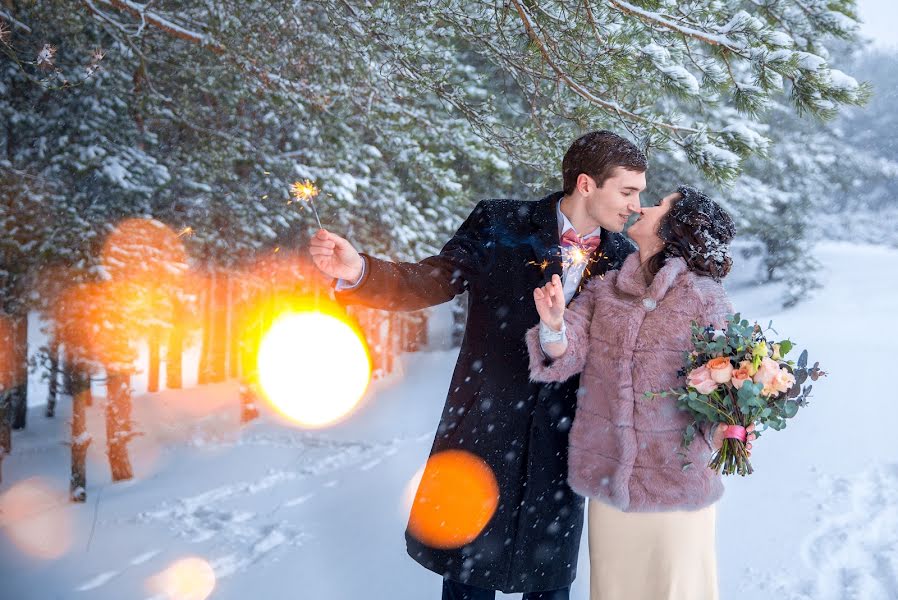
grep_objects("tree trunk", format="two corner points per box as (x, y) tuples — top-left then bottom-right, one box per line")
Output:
(10, 314), (27, 430)
(0, 312), (16, 460)
(62, 356), (92, 406)
(105, 371), (134, 482)
(212, 273), (228, 381)
(199, 271), (228, 384)
(70, 367), (91, 503)
(227, 277), (240, 379)
(0, 390), (10, 485)
(166, 299), (184, 389)
(239, 380), (260, 424)
(147, 328), (160, 393)
(0, 312), (24, 474)
(46, 338), (59, 418)
(198, 279), (211, 385)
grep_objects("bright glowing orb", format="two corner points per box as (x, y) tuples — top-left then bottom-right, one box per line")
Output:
(407, 450), (499, 550)
(257, 311), (370, 428)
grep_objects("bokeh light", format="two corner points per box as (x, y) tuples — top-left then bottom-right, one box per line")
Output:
(0, 478), (72, 560)
(407, 450), (499, 550)
(147, 556), (216, 600)
(256, 311), (371, 428)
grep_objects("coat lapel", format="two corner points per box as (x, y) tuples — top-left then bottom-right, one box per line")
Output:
(526, 191), (631, 303)
(527, 191), (564, 284)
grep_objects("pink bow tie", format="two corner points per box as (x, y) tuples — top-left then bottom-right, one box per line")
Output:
(560, 229), (601, 252)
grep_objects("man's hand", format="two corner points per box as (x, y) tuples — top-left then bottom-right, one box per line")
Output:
(309, 229), (364, 282)
(533, 274), (565, 331)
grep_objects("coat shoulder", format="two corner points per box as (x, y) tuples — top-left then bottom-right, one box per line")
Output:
(687, 273), (727, 300)
(683, 273), (732, 320)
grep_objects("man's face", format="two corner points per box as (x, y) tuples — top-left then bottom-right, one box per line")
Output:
(583, 167), (646, 232)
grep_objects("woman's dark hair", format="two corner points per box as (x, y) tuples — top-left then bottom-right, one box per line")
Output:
(645, 185), (736, 280)
(562, 131), (648, 195)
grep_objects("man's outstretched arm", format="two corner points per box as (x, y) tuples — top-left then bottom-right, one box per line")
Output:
(309, 201), (493, 312)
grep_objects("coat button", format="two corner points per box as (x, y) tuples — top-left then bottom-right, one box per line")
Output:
(642, 297), (657, 311)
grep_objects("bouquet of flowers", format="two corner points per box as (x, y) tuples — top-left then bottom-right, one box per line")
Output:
(649, 314), (826, 476)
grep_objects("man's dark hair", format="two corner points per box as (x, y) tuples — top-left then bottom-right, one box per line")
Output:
(561, 131), (648, 195)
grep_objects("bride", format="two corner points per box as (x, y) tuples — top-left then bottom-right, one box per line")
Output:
(527, 186), (755, 600)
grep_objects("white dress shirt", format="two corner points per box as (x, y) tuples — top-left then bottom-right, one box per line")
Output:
(556, 200), (602, 305)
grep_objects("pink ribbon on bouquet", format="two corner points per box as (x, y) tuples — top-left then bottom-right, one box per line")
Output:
(723, 425), (748, 442)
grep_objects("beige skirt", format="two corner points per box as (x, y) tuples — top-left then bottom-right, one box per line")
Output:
(587, 499), (719, 600)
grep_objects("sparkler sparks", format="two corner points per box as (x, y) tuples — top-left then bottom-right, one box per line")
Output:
(527, 247), (608, 287)
(291, 179), (323, 229)
(564, 246), (588, 269)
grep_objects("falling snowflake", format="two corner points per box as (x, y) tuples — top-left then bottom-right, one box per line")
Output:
(37, 43), (56, 68)
(86, 47), (105, 77)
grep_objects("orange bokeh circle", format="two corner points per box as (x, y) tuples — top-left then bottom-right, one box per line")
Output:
(407, 450), (499, 550)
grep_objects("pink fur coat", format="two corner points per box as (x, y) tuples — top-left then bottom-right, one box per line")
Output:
(526, 253), (733, 512)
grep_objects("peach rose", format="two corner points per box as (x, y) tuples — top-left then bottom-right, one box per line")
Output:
(739, 359), (758, 377)
(731, 364), (753, 390)
(767, 367), (796, 396)
(753, 357), (780, 389)
(754, 357), (795, 396)
(707, 356), (734, 384)
(687, 364), (718, 395)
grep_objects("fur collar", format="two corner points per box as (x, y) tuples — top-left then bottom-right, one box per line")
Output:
(614, 253), (688, 302)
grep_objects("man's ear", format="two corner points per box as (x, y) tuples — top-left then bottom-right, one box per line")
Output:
(576, 173), (594, 194)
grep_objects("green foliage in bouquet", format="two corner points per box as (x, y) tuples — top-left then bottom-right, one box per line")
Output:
(647, 314), (826, 476)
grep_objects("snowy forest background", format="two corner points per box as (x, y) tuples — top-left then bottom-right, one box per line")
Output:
(0, 0), (896, 598)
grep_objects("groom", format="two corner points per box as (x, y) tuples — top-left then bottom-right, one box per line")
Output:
(309, 131), (646, 599)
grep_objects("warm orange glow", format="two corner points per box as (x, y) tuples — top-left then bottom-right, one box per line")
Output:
(55, 218), (189, 368)
(407, 450), (499, 550)
(0, 478), (71, 560)
(101, 218), (187, 284)
(147, 556), (216, 600)
(256, 310), (371, 428)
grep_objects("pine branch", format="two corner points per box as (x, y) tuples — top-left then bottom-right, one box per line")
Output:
(511, 0), (698, 135)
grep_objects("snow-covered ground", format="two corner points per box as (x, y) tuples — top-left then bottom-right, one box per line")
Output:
(1, 241), (896, 600)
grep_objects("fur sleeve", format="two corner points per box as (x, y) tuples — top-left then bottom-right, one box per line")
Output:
(525, 288), (595, 383)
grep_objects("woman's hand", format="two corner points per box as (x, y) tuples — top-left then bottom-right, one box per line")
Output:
(711, 423), (757, 454)
(533, 274), (565, 330)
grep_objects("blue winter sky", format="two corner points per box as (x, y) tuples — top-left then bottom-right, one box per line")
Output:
(858, 0), (897, 49)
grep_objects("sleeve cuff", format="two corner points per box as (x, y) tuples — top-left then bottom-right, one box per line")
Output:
(334, 256), (367, 291)
(538, 320), (567, 350)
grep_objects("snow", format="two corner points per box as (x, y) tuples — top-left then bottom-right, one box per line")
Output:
(826, 68), (860, 92)
(796, 51), (827, 72)
(2, 241), (897, 599)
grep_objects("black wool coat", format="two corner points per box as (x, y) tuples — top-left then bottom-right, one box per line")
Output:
(334, 191), (635, 593)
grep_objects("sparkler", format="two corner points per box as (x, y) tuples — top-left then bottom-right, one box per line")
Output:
(528, 246), (608, 286)
(291, 179), (323, 230)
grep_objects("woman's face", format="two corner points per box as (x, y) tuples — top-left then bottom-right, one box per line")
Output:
(628, 192), (680, 247)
